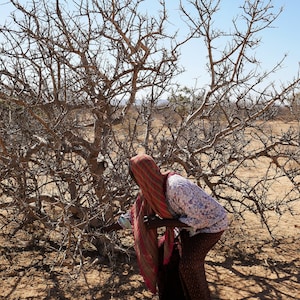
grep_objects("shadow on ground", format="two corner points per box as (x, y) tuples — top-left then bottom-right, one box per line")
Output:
(1, 221), (299, 299)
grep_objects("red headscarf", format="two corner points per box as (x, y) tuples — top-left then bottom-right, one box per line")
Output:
(129, 154), (175, 294)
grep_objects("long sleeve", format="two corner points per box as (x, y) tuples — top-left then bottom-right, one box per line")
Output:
(166, 174), (228, 233)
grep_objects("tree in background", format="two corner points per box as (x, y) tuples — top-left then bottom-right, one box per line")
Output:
(0, 0), (182, 257)
(0, 0), (299, 267)
(169, 0), (300, 237)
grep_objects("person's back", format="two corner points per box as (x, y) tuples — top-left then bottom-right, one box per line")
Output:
(165, 173), (228, 299)
(166, 174), (228, 234)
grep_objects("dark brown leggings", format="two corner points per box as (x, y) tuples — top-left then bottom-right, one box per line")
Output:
(179, 230), (224, 300)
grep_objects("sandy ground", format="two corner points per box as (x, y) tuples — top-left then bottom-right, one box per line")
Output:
(0, 207), (299, 300)
(1, 121), (299, 299)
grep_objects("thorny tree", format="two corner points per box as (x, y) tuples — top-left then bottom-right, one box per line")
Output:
(0, 0), (299, 268)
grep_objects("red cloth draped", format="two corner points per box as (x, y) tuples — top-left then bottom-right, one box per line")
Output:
(130, 154), (175, 294)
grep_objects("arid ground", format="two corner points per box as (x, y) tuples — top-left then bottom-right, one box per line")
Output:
(1, 121), (299, 300)
(1, 209), (299, 300)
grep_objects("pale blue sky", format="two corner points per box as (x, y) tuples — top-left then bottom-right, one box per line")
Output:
(165, 0), (300, 89)
(1, 0), (299, 90)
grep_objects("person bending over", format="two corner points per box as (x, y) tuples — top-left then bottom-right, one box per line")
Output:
(102, 154), (228, 300)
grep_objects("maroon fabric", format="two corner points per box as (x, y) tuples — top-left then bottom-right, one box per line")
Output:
(179, 230), (224, 300)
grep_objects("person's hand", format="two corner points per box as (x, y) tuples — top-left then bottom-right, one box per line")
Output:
(144, 215), (162, 229)
(144, 215), (189, 229)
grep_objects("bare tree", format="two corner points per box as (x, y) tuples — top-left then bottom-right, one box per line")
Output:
(0, 0), (299, 272)
(166, 0), (300, 236)
(0, 0), (181, 260)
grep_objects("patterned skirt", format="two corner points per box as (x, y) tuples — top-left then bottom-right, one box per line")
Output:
(157, 230), (224, 300)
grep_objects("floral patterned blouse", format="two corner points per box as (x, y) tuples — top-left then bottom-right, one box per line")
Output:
(118, 174), (228, 235)
(166, 174), (228, 234)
